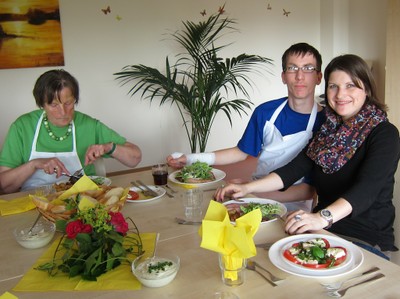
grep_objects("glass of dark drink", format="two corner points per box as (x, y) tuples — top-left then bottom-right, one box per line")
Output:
(152, 163), (168, 185)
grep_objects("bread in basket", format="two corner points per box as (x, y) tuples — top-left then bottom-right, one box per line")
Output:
(31, 185), (128, 222)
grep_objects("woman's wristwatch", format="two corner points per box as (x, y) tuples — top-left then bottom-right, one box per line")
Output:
(319, 209), (333, 229)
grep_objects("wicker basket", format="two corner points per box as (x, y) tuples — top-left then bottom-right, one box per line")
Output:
(32, 185), (127, 222)
(38, 207), (75, 222)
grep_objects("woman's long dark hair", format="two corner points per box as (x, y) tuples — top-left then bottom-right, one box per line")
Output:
(324, 54), (387, 112)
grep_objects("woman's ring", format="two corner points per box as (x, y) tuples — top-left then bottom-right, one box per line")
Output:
(221, 185), (225, 188)
(294, 214), (302, 221)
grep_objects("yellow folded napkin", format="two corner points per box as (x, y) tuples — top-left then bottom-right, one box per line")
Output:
(0, 197), (36, 216)
(0, 292), (18, 299)
(13, 232), (156, 292)
(199, 200), (261, 280)
(54, 175), (100, 203)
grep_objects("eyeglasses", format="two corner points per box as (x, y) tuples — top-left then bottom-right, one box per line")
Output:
(284, 65), (319, 73)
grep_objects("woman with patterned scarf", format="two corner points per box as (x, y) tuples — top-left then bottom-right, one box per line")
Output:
(215, 54), (400, 259)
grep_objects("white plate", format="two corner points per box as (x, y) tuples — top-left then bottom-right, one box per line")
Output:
(168, 168), (226, 186)
(223, 198), (287, 224)
(268, 234), (363, 278)
(127, 185), (166, 203)
(88, 176), (111, 186)
(55, 176), (111, 187)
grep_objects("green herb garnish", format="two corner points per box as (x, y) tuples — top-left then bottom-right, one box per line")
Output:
(148, 261), (173, 273)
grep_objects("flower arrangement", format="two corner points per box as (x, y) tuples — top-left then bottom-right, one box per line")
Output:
(37, 197), (143, 281)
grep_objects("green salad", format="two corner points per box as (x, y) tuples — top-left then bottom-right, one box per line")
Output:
(240, 203), (281, 221)
(91, 177), (105, 185)
(176, 161), (214, 183)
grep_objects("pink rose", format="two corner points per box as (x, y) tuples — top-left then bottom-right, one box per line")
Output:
(109, 212), (129, 235)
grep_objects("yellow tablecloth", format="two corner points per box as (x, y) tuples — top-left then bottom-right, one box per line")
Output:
(13, 232), (156, 292)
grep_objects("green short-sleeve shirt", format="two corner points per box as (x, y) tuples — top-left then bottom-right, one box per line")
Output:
(0, 110), (126, 175)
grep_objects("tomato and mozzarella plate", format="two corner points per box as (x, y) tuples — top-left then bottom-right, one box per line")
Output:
(283, 238), (347, 269)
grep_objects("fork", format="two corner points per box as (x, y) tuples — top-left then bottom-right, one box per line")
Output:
(165, 185), (178, 193)
(246, 260), (277, 287)
(54, 168), (82, 180)
(321, 266), (380, 290)
(73, 167), (84, 176)
(130, 181), (155, 197)
(327, 273), (385, 297)
(248, 260), (283, 283)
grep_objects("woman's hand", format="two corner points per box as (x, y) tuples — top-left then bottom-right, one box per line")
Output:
(284, 210), (327, 235)
(213, 183), (249, 202)
(85, 143), (111, 165)
(166, 154), (187, 169)
(34, 158), (69, 178)
(85, 142), (142, 168)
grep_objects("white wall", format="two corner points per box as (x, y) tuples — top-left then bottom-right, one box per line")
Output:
(0, 0), (321, 172)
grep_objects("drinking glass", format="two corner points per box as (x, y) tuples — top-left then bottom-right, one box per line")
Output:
(152, 164), (168, 185)
(180, 189), (203, 221)
(218, 254), (246, 287)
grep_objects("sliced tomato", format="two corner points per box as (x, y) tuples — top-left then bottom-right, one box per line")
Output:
(302, 261), (332, 268)
(321, 238), (331, 248)
(283, 241), (346, 269)
(328, 246), (347, 266)
(128, 190), (140, 200)
(283, 249), (300, 264)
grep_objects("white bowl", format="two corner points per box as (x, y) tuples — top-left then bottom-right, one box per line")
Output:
(132, 255), (180, 288)
(223, 198), (287, 224)
(223, 198), (287, 244)
(13, 218), (56, 249)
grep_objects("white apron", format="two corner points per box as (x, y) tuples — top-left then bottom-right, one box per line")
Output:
(253, 100), (318, 211)
(21, 112), (83, 191)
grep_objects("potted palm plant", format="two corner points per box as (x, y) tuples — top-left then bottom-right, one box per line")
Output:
(114, 13), (273, 153)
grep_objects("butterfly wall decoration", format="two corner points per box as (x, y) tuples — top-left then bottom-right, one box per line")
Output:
(267, 3), (272, 10)
(218, 4), (225, 15)
(200, 9), (206, 16)
(102, 6), (111, 15)
(283, 9), (291, 17)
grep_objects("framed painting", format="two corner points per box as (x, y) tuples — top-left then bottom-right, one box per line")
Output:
(0, 0), (64, 69)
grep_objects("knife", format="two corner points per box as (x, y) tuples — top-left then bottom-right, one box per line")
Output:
(175, 217), (202, 225)
(136, 180), (159, 197)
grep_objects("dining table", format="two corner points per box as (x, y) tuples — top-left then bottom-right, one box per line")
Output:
(1, 168), (400, 299)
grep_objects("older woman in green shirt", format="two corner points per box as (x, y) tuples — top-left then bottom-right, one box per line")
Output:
(0, 69), (141, 193)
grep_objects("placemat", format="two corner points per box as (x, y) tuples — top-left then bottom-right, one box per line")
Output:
(13, 232), (156, 292)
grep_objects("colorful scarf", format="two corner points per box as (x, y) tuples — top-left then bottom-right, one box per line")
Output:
(306, 103), (387, 174)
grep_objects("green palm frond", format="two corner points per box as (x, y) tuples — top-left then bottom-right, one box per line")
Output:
(114, 13), (273, 153)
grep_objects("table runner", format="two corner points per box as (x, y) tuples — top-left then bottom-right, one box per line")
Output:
(13, 232), (156, 292)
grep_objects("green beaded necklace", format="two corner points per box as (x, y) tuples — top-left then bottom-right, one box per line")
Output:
(43, 115), (72, 141)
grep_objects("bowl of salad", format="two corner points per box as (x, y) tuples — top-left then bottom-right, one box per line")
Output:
(223, 198), (287, 244)
(223, 198), (287, 224)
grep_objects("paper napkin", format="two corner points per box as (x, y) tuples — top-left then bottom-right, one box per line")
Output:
(199, 200), (261, 280)
(53, 175), (100, 203)
(0, 196), (36, 216)
(13, 232), (157, 292)
(0, 292), (18, 299)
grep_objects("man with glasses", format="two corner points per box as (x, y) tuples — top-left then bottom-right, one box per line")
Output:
(167, 43), (325, 211)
